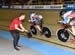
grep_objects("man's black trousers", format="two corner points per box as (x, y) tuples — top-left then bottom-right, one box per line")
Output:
(10, 30), (20, 48)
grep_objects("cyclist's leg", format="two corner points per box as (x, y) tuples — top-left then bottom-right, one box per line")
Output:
(35, 25), (42, 32)
(70, 21), (75, 43)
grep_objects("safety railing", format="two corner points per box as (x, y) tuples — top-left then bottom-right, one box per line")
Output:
(1, 1), (75, 5)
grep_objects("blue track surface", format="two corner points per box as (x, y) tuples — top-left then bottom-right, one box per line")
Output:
(0, 30), (75, 55)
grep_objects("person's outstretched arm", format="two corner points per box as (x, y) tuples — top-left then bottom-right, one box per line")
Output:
(20, 24), (29, 33)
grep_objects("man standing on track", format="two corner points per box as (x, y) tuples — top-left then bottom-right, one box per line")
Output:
(9, 13), (29, 51)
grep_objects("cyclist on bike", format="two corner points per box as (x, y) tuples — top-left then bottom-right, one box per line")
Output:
(59, 10), (75, 43)
(29, 12), (43, 34)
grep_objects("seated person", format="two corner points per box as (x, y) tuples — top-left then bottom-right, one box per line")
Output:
(59, 10), (75, 43)
(29, 12), (43, 33)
